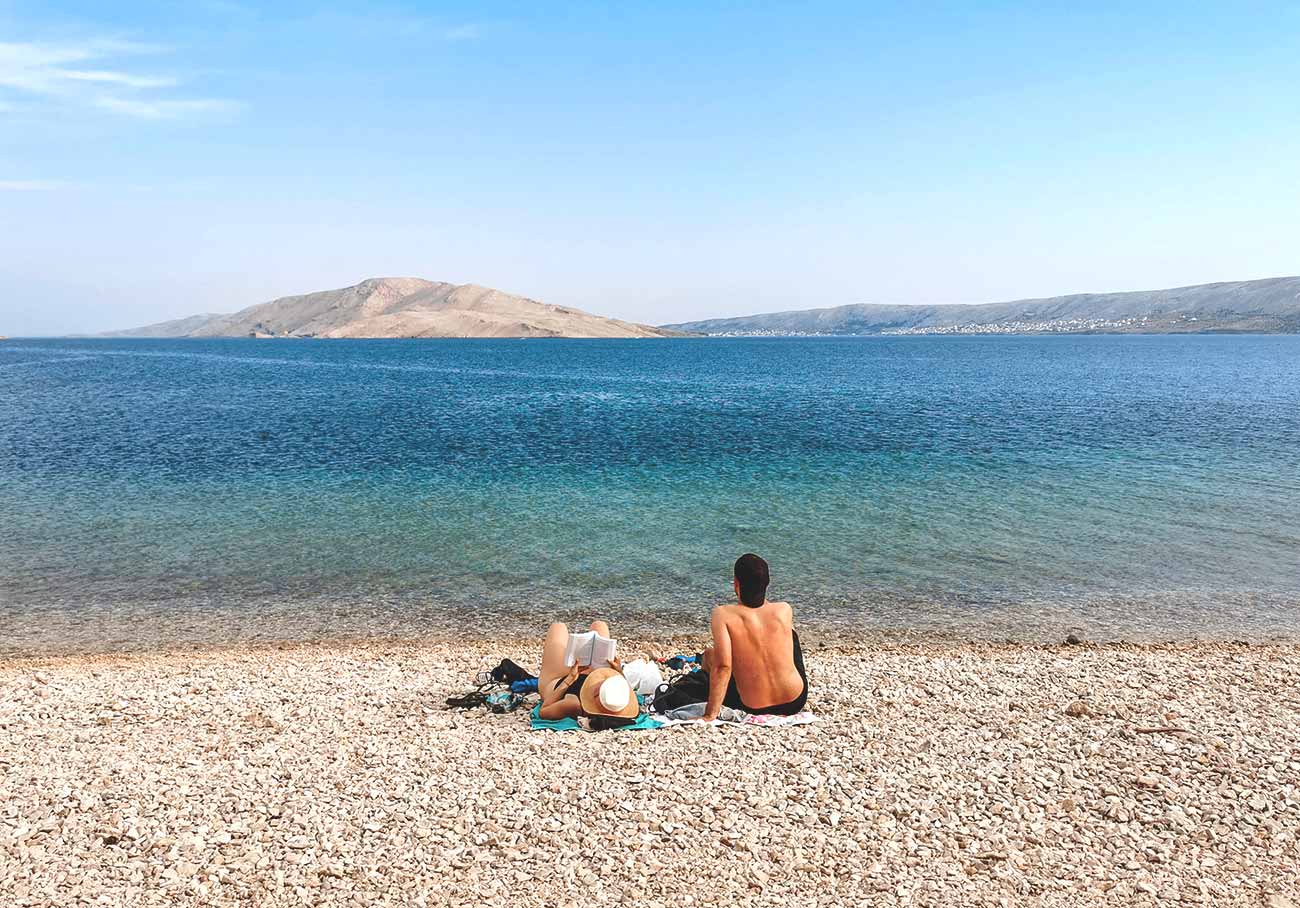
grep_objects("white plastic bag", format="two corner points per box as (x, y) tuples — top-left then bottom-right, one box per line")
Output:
(620, 659), (663, 697)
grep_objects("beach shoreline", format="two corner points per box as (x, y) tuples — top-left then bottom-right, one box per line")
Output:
(5, 616), (1300, 661)
(3, 638), (1298, 906)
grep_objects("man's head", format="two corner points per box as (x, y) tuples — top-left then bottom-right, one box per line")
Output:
(733, 553), (770, 607)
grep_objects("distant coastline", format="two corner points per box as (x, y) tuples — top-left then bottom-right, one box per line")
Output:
(688, 322), (1288, 337)
(665, 275), (1300, 337)
(84, 273), (1300, 340)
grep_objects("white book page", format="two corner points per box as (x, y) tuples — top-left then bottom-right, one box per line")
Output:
(564, 631), (594, 666)
(564, 632), (616, 667)
(590, 635), (617, 667)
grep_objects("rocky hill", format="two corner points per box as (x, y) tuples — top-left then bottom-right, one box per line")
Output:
(105, 278), (677, 339)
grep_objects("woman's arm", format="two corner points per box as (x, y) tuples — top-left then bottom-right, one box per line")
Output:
(538, 695), (583, 720)
(540, 663), (581, 707)
(538, 664), (583, 721)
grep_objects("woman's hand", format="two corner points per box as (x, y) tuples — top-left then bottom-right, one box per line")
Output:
(606, 656), (623, 673)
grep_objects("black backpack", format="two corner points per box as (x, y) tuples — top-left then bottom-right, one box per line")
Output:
(476, 659), (535, 687)
(649, 669), (711, 713)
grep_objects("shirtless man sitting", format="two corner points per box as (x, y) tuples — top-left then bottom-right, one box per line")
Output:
(700, 553), (808, 721)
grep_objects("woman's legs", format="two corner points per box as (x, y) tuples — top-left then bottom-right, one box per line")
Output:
(538, 622), (571, 696)
(538, 621), (614, 720)
(539, 619), (613, 699)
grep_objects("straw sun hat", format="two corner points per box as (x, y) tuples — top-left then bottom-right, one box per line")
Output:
(578, 667), (640, 719)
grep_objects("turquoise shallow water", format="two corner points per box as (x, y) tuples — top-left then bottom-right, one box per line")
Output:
(2, 335), (1298, 652)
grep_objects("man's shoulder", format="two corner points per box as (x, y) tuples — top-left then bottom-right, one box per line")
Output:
(711, 602), (753, 625)
(714, 601), (793, 620)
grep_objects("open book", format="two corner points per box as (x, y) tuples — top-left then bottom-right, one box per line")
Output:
(564, 631), (617, 667)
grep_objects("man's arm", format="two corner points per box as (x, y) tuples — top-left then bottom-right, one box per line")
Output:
(702, 608), (732, 722)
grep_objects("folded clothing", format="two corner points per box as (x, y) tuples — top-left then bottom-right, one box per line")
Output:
(656, 702), (747, 723)
(651, 703), (818, 728)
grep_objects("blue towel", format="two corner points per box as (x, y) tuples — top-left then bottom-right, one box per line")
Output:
(530, 700), (662, 732)
(529, 703), (580, 731)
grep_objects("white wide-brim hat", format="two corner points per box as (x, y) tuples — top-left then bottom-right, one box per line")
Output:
(578, 667), (640, 719)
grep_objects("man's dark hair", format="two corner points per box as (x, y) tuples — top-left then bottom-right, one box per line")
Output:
(734, 553), (770, 607)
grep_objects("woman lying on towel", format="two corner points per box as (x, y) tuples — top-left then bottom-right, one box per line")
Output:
(537, 621), (641, 728)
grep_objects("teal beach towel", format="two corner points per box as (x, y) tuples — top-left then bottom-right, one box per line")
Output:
(529, 701), (661, 732)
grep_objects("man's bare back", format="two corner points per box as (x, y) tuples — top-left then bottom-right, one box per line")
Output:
(710, 601), (803, 706)
(701, 554), (808, 720)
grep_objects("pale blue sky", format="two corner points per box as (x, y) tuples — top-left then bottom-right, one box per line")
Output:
(2, 1), (1298, 335)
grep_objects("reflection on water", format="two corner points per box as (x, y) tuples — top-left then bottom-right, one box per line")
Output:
(2, 335), (1298, 653)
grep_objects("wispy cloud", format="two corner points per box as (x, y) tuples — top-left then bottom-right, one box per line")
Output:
(60, 69), (178, 89)
(0, 179), (69, 191)
(290, 8), (487, 43)
(441, 24), (482, 41)
(0, 39), (235, 119)
(94, 96), (238, 119)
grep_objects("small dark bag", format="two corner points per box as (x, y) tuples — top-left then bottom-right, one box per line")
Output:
(649, 669), (712, 713)
(476, 659), (535, 687)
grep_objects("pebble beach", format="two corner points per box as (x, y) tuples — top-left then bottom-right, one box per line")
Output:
(3, 637), (1298, 907)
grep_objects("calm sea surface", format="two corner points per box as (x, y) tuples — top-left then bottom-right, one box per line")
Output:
(2, 335), (1298, 653)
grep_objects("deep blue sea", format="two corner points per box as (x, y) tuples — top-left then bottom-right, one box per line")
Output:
(2, 335), (1298, 653)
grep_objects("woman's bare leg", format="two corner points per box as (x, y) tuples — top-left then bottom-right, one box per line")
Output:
(589, 619), (610, 638)
(537, 623), (586, 720)
(538, 622), (571, 699)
